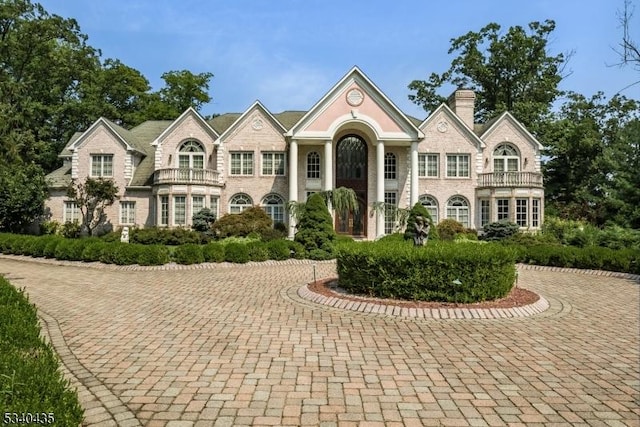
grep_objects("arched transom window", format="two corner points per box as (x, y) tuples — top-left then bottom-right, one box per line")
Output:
(262, 193), (285, 225)
(178, 140), (205, 169)
(446, 196), (470, 227)
(419, 194), (439, 223)
(493, 143), (519, 172)
(229, 193), (253, 214)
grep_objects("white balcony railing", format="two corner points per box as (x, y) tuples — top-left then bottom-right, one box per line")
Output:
(478, 172), (543, 188)
(153, 168), (221, 185)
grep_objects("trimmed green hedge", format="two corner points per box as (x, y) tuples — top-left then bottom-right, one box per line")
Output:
(0, 277), (84, 424)
(336, 241), (517, 302)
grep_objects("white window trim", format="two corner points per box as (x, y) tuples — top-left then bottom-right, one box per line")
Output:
(446, 154), (471, 178)
(418, 153), (439, 178)
(63, 201), (80, 223)
(90, 154), (114, 178)
(119, 201), (136, 226)
(261, 152), (287, 176)
(173, 195), (187, 226)
(229, 152), (254, 176)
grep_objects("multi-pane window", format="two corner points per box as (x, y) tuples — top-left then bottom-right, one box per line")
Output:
(480, 199), (490, 227)
(418, 154), (438, 177)
(230, 152), (254, 175)
(446, 196), (469, 227)
(178, 140), (205, 169)
(516, 199), (528, 227)
(120, 201), (135, 225)
(210, 196), (219, 220)
(384, 192), (397, 234)
(418, 195), (438, 223)
(532, 198), (540, 228)
(262, 194), (285, 225)
(497, 198), (510, 221)
(174, 196), (186, 226)
(160, 196), (169, 226)
(91, 154), (113, 177)
(493, 143), (519, 172)
(384, 153), (397, 180)
(307, 152), (320, 179)
(192, 196), (205, 216)
(262, 152), (286, 175)
(446, 154), (470, 177)
(64, 201), (80, 223)
(229, 193), (252, 214)
(306, 191), (316, 200)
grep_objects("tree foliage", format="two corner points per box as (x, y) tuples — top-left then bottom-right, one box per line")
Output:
(66, 177), (119, 236)
(294, 193), (336, 257)
(543, 92), (640, 227)
(408, 20), (568, 134)
(0, 162), (48, 233)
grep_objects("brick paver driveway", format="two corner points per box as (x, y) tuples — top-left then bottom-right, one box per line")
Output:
(0, 257), (638, 427)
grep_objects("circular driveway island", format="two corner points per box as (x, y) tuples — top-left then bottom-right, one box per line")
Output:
(0, 256), (638, 426)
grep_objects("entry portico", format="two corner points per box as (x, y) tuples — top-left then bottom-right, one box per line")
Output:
(285, 67), (424, 238)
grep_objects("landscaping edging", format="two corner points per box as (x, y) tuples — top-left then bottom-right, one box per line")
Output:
(298, 281), (550, 319)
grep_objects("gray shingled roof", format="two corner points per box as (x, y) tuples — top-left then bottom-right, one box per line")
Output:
(46, 164), (72, 188)
(59, 132), (82, 158)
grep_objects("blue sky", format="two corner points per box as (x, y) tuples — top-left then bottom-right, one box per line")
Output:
(40, 0), (639, 119)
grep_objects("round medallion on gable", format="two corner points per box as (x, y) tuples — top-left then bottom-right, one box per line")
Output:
(251, 117), (264, 131)
(346, 88), (364, 106)
(437, 120), (449, 133)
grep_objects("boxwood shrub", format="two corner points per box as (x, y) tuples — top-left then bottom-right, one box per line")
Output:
(336, 241), (517, 303)
(0, 277), (84, 424)
(137, 245), (170, 266)
(203, 242), (225, 263)
(174, 244), (205, 265)
(224, 242), (249, 263)
(266, 239), (290, 261)
(248, 241), (269, 262)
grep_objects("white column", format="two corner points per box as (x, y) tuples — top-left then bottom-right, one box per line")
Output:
(288, 139), (298, 239)
(410, 141), (419, 207)
(376, 140), (385, 238)
(324, 140), (332, 192)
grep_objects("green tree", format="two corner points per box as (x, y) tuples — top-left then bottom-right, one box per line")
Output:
(0, 162), (48, 233)
(408, 20), (568, 135)
(0, 0), (100, 170)
(66, 177), (119, 236)
(543, 92), (640, 226)
(294, 193), (336, 258)
(142, 70), (214, 119)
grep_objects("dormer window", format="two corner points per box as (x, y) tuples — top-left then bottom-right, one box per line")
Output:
(178, 140), (205, 169)
(493, 143), (519, 172)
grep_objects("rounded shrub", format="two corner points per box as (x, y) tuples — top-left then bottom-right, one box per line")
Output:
(481, 220), (520, 241)
(81, 241), (107, 262)
(203, 242), (225, 263)
(336, 241), (516, 303)
(286, 240), (306, 259)
(43, 238), (63, 258)
(224, 242), (249, 263)
(404, 203), (439, 242)
(53, 239), (87, 261)
(174, 244), (205, 265)
(137, 245), (169, 266)
(30, 235), (60, 258)
(248, 242), (269, 262)
(266, 239), (290, 261)
(213, 207), (273, 238)
(436, 219), (465, 241)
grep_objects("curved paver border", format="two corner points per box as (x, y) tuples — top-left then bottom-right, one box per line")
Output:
(297, 282), (551, 319)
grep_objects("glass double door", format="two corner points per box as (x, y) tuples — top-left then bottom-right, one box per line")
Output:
(335, 135), (367, 236)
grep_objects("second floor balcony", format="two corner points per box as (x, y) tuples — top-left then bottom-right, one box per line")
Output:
(478, 171), (543, 188)
(153, 168), (221, 186)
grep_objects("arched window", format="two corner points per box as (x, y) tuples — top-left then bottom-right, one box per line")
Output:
(446, 196), (470, 227)
(229, 193), (253, 214)
(261, 193), (285, 225)
(419, 195), (439, 223)
(178, 140), (205, 169)
(307, 152), (320, 179)
(384, 152), (397, 179)
(493, 143), (519, 172)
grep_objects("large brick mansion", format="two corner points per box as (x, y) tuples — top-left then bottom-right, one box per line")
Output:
(46, 67), (544, 239)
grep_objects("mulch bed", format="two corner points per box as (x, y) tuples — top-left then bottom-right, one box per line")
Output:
(308, 278), (540, 309)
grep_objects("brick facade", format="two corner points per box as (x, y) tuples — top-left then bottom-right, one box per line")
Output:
(46, 67), (544, 238)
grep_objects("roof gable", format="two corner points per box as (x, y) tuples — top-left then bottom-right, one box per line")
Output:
(419, 103), (486, 149)
(217, 101), (287, 142)
(69, 118), (143, 154)
(286, 66), (423, 141)
(151, 107), (219, 146)
(480, 112), (543, 150)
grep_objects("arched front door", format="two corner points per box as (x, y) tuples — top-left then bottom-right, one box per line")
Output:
(335, 135), (367, 236)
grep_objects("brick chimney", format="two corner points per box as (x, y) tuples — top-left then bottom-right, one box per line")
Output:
(447, 89), (476, 129)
